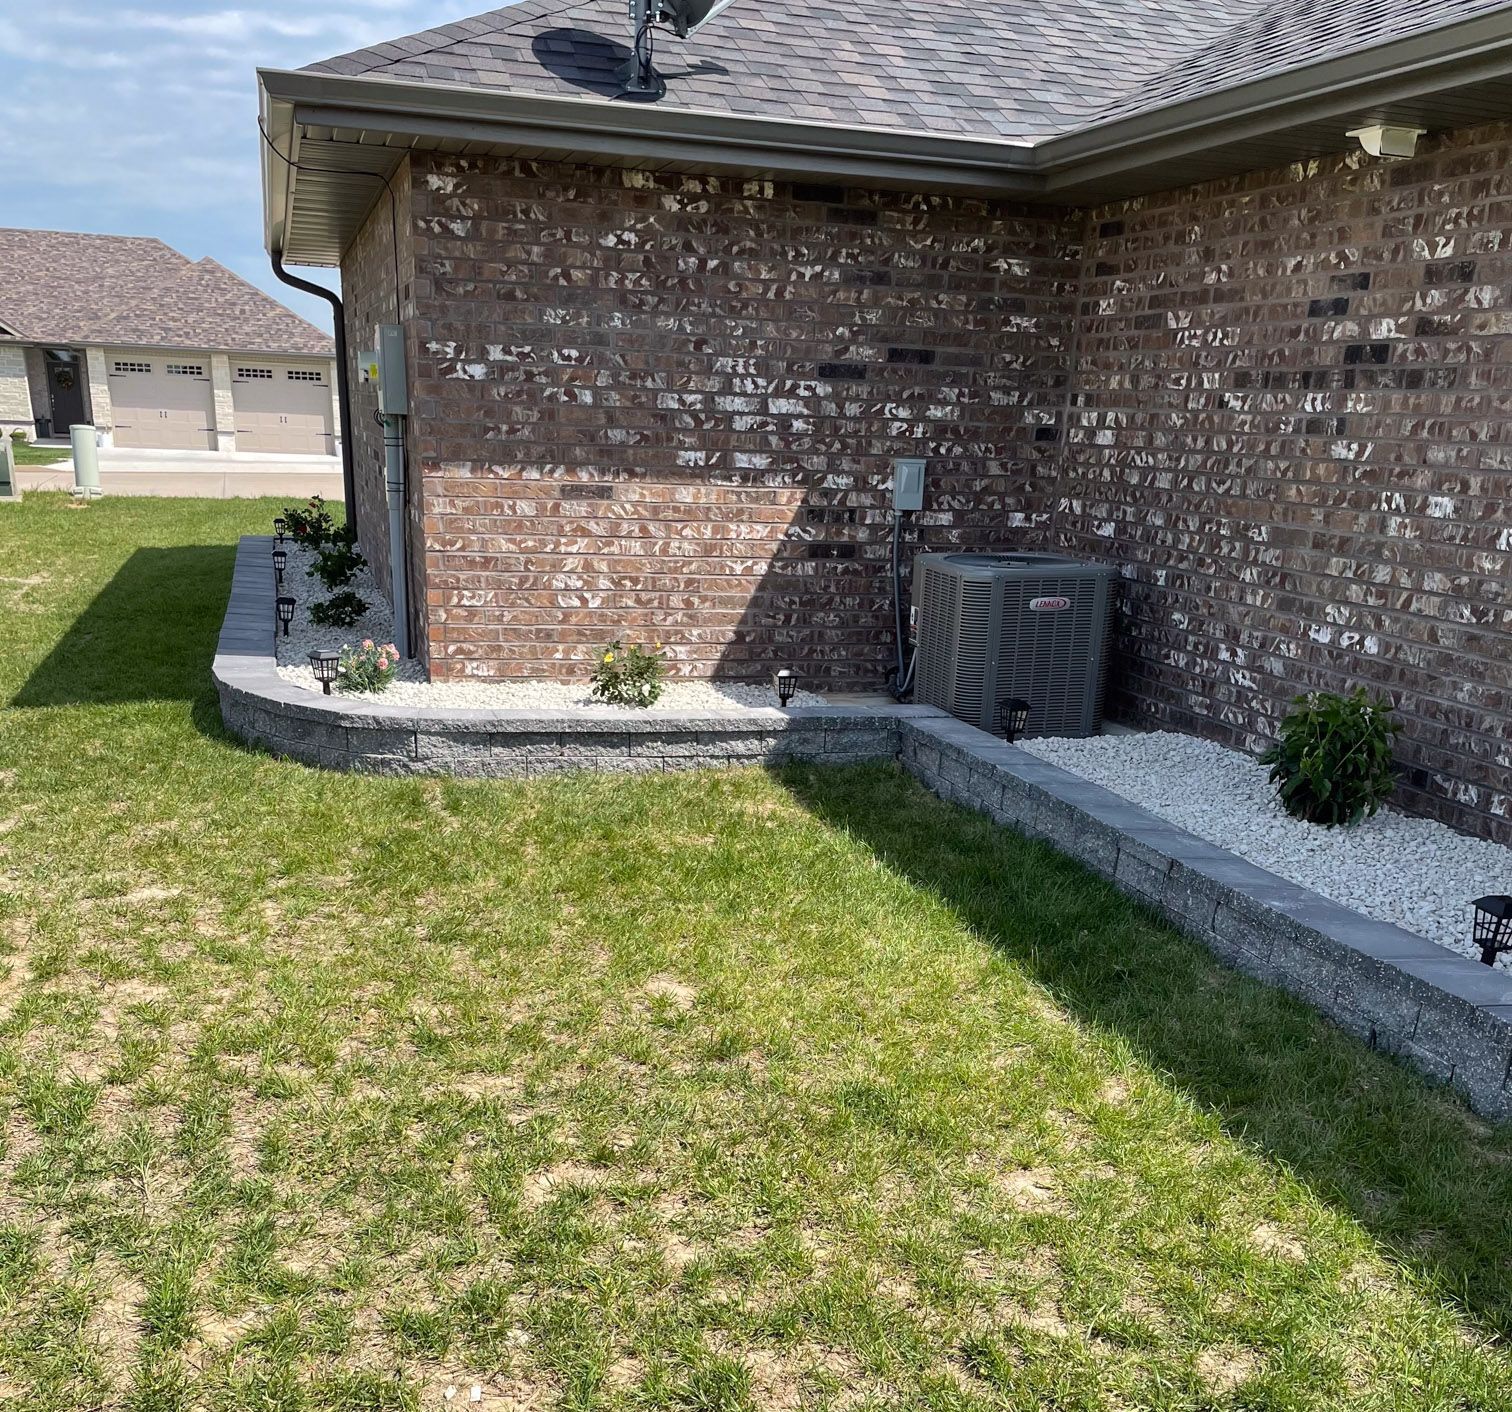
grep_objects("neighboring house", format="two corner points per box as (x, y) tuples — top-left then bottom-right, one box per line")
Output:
(260, 0), (1512, 839)
(0, 229), (337, 454)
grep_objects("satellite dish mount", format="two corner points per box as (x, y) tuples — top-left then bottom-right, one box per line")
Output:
(619, 0), (738, 97)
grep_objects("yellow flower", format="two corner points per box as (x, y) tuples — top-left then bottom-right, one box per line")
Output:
(603, 651), (614, 663)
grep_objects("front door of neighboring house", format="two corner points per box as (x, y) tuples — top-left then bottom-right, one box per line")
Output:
(45, 351), (86, 433)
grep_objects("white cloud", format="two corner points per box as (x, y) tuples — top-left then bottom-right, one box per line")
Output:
(1, 0), (453, 329)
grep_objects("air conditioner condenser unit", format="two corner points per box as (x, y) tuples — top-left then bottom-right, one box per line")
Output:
(912, 552), (1118, 737)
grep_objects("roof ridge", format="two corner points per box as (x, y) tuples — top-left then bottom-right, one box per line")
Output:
(1062, 0), (1262, 116)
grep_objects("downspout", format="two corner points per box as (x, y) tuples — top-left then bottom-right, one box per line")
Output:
(269, 249), (356, 536)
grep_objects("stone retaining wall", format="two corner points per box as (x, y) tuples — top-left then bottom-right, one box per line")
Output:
(214, 536), (932, 777)
(900, 714), (1512, 1120)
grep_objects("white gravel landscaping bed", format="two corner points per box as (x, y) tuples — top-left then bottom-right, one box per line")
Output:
(1017, 730), (1512, 969)
(270, 543), (826, 713)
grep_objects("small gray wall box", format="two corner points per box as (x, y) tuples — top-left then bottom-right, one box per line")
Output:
(912, 552), (1118, 738)
(0, 436), (17, 501)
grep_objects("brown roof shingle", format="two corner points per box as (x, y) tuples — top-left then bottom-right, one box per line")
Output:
(303, 0), (1508, 145)
(305, 0), (1257, 143)
(0, 228), (333, 358)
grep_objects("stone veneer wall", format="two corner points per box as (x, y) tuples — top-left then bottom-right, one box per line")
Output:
(0, 346), (31, 438)
(344, 153), (1080, 684)
(1054, 122), (1512, 840)
(23, 348), (49, 424)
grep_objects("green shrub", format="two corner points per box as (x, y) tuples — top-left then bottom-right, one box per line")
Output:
(309, 538), (366, 591)
(337, 639), (399, 694)
(282, 495), (335, 549)
(8, 429), (27, 445)
(309, 591), (368, 628)
(589, 640), (666, 708)
(1260, 689), (1400, 827)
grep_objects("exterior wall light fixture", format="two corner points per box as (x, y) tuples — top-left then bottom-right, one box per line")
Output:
(1347, 124), (1425, 160)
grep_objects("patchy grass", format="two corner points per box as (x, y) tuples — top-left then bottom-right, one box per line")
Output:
(2, 492), (1512, 1411)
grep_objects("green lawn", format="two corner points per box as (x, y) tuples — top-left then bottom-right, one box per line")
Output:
(3, 492), (1512, 1411)
(10, 443), (71, 466)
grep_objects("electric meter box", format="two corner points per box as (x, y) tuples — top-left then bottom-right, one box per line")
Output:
(358, 323), (408, 416)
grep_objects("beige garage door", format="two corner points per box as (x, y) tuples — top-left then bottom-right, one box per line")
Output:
(232, 363), (333, 454)
(108, 356), (215, 450)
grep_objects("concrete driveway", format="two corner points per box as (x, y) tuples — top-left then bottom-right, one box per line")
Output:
(16, 446), (345, 499)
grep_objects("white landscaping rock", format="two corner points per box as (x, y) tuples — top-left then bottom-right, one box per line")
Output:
(1018, 729), (1512, 970)
(271, 543), (825, 713)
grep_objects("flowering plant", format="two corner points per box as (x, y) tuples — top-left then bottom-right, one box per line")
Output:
(589, 640), (666, 708)
(282, 495), (336, 549)
(337, 639), (400, 694)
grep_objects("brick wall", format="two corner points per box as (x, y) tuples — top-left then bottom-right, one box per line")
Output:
(335, 124), (1512, 840)
(1053, 123), (1512, 839)
(342, 162), (427, 661)
(387, 152), (1079, 682)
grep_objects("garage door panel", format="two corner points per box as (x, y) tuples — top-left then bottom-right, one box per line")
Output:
(108, 356), (215, 450)
(232, 363), (333, 454)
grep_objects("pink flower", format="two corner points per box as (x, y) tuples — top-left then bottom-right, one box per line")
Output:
(362, 639), (374, 650)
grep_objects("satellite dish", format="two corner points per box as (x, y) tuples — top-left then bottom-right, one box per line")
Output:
(656, 0), (739, 38)
(620, 0), (736, 95)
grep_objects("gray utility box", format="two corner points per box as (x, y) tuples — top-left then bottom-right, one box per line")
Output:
(912, 552), (1118, 738)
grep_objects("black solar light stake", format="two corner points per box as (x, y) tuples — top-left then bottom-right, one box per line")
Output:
(998, 696), (1030, 742)
(309, 648), (340, 695)
(773, 668), (797, 707)
(273, 516), (287, 544)
(272, 546), (287, 586)
(276, 595), (296, 637)
(1471, 895), (1512, 967)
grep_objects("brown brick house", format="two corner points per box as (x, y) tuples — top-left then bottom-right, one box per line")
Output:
(259, 0), (1512, 839)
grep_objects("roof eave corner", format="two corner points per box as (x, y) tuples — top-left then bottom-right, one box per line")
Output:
(258, 69), (299, 261)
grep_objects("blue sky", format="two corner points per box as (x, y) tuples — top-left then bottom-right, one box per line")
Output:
(0, 2), (461, 332)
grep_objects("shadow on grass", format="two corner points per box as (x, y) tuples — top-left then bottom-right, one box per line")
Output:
(11, 544), (234, 722)
(781, 759), (1512, 1339)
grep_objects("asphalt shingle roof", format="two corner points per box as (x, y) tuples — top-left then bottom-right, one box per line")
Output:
(0, 228), (333, 358)
(304, 0), (1498, 144)
(1092, 0), (1512, 125)
(306, 0), (1254, 142)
